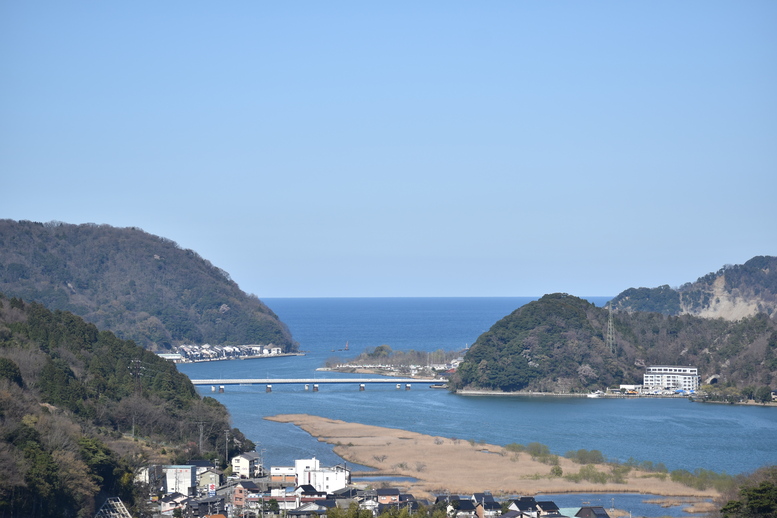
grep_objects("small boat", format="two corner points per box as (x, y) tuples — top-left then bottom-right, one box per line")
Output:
(586, 393), (601, 398)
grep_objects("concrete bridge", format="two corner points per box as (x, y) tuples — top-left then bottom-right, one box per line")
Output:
(190, 378), (422, 385)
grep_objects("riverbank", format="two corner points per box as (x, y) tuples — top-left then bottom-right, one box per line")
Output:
(265, 414), (720, 500)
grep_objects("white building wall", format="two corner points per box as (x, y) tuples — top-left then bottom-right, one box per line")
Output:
(308, 468), (349, 492)
(164, 466), (196, 495)
(643, 366), (700, 390)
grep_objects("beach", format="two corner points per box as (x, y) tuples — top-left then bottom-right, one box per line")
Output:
(265, 414), (720, 500)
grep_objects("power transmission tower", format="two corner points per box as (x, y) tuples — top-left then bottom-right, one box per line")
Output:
(129, 359), (144, 396)
(128, 359), (145, 439)
(607, 302), (616, 355)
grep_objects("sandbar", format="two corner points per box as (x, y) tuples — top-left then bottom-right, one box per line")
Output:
(265, 414), (719, 500)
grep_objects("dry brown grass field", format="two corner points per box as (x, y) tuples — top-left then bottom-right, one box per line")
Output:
(266, 414), (720, 500)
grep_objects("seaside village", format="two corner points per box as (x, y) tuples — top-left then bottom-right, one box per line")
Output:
(131, 454), (613, 518)
(106, 365), (741, 518)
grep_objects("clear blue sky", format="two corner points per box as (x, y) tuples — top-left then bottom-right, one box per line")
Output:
(2, 1), (775, 297)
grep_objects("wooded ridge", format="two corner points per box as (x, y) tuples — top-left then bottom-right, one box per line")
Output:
(0, 219), (296, 351)
(452, 292), (777, 393)
(0, 293), (254, 517)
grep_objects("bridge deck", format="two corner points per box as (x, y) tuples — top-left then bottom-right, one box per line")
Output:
(190, 378), (426, 385)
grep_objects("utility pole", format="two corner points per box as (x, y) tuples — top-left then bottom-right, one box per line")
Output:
(224, 429), (230, 468)
(196, 421), (205, 453)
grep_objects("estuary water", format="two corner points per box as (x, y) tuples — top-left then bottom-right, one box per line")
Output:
(177, 297), (777, 487)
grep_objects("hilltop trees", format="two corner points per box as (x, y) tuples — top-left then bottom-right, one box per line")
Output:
(451, 293), (777, 393)
(0, 219), (296, 351)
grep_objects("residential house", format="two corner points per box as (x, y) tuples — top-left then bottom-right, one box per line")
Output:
(186, 494), (227, 517)
(332, 488), (359, 500)
(159, 492), (188, 515)
(377, 488), (401, 505)
(233, 480), (261, 508)
(455, 499), (479, 518)
(296, 484), (328, 502)
(471, 493), (501, 518)
(286, 500), (332, 518)
(576, 507), (611, 518)
(509, 497), (538, 518)
(232, 451), (262, 478)
(188, 459), (216, 478)
(197, 468), (223, 495)
(536, 501), (563, 518)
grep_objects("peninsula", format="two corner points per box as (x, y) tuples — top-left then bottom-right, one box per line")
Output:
(265, 414), (720, 500)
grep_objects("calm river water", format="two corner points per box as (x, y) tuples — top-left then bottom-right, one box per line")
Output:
(176, 297), (777, 516)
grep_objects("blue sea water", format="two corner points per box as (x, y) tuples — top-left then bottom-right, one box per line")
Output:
(177, 297), (777, 515)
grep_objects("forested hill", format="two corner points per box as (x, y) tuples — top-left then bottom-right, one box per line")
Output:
(0, 294), (254, 517)
(0, 219), (296, 351)
(452, 293), (777, 393)
(611, 256), (777, 320)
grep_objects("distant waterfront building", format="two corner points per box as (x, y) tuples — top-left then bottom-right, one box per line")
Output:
(643, 366), (700, 391)
(157, 353), (183, 362)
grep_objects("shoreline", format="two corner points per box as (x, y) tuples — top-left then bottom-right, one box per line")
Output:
(175, 352), (305, 363)
(265, 413), (720, 500)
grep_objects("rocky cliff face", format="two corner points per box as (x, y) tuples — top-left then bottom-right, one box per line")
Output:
(611, 256), (777, 321)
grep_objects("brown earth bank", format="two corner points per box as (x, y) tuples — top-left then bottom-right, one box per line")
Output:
(265, 414), (720, 501)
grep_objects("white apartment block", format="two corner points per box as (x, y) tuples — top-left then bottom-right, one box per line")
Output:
(643, 365), (700, 391)
(232, 452), (262, 478)
(268, 458), (350, 493)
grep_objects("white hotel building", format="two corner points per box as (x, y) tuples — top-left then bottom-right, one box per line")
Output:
(643, 365), (700, 391)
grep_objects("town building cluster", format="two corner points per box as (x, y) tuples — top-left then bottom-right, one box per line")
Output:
(159, 344), (285, 363)
(131, 365), (715, 516)
(138, 455), (613, 518)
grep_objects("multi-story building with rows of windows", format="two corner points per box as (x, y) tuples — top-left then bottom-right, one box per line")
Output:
(643, 365), (700, 391)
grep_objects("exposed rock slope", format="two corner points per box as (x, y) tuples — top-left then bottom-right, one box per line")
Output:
(611, 256), (777, 320)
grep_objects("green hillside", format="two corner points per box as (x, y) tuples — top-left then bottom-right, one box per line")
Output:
(0, 294), (254, 517)
(452, 293), (777, 393)
(0, 219), (296, 351)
